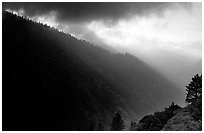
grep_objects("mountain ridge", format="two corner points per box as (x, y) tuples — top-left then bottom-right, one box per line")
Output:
(3, 11), (184, 130)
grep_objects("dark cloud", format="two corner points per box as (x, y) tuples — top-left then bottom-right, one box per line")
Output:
(3, 2), (192, 24)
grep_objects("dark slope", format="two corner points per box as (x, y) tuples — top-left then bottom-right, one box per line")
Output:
(3, 11), (183, 131)
(3, 11), (121, 131)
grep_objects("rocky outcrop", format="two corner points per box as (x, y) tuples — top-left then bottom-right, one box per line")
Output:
(162, 107), (202, 131)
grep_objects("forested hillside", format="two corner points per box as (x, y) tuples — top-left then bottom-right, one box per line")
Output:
(3, 11), (184, 130)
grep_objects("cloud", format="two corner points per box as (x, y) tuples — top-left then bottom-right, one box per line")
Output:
(86, 3), (201, 60)
(3, 2), (192, 24)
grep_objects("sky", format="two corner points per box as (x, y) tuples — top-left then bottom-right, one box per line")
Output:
(3, 2), (202, 87)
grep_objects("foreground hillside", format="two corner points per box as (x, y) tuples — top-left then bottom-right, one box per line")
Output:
(130, 74), (202, 131)
(3, 11), (184, 130)
(162, 106), (202, 131)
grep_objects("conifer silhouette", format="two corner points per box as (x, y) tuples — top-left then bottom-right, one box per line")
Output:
(111, 112), (125, 131)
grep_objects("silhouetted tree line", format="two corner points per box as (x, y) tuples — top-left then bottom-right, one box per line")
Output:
(129, 102), (181, 131)
(130, 74), (202, 131)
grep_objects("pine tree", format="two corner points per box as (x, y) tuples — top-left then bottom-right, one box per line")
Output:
(111, 112), (125, 131)
(186, 74), (202, 104)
